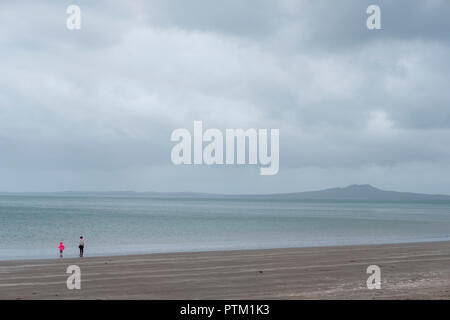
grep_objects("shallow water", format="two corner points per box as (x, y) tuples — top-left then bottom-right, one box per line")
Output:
(1, 195), (450, 260)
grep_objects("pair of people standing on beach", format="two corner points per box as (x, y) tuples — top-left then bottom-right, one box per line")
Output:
(58, 236), (85, 258)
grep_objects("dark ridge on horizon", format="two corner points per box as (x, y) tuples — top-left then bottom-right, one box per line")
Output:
(255, 184), (450, 201)
(1, 184), (450, 201)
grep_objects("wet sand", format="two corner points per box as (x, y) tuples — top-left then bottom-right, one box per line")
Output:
(1, 241), (450, 299)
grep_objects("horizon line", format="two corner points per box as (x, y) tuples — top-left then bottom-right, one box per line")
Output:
(1, 184), (450, 197)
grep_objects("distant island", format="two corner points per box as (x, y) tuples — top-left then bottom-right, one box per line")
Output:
(256, 184), (450, 201)
(2, 184), (450, 201)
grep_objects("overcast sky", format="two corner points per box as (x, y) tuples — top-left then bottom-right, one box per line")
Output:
(1, 0), (450, 194)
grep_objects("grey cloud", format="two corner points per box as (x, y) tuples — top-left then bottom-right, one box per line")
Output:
(0, 1), (450, 193)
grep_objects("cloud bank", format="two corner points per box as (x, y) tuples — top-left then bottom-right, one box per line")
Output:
(0, 0), (449, 193)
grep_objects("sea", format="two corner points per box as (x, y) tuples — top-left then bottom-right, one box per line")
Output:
(1, 195), (450, 260)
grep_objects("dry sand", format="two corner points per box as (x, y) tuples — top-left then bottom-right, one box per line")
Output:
(1, 241), (450, 299)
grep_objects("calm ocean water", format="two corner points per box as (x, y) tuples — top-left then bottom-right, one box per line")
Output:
(1, 195), (450, 260)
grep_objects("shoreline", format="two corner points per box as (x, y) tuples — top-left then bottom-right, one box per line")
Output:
(1, 240), (450, 299)
(2, 237), (450, 263)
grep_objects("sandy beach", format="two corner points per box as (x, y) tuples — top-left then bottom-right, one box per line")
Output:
(1, 241), (450, 300)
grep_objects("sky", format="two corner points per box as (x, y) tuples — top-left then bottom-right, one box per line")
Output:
(0, 0), (450, 194)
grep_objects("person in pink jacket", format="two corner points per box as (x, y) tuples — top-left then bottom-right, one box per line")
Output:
(58, 242), (65, 258)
